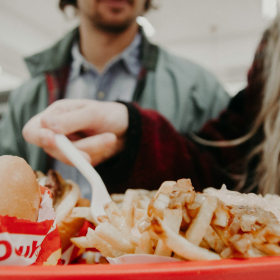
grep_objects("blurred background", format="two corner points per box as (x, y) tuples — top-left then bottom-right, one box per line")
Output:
(0, 0), (276, 116)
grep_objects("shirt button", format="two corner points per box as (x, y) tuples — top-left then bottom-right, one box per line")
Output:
(97, 91), (106, 100)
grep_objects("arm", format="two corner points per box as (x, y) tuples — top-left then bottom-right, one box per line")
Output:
(0, 76), (50, 172)
(0, 90), (28, 159)
(98, 89), (254, 194)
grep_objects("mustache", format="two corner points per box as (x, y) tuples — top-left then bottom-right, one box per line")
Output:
(98, 0), (134, 4)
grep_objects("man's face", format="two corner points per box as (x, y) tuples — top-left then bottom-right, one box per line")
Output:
(77, 0), (146, 33)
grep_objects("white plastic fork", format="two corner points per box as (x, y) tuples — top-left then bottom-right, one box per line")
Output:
(55, 134), (112, 225)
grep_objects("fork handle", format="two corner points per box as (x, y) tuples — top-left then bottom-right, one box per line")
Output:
(55, 134), (112, 202)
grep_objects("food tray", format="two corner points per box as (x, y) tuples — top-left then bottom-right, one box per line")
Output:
(1, 256), (280, 280)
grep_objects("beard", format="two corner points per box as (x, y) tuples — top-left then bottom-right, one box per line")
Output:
(91, 11), (136, 33)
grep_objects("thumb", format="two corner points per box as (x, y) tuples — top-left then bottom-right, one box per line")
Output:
(80, 150), (92, 164)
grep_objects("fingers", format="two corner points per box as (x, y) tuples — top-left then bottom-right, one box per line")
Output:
(40, 100), (103, 135)
(43, 146), (92, 166)
(23, 124), (56, 148)
(44, 133), (119, 167)
(24, 127), (120, 167)
(41, 101), (129, 137)
(23, 122), (73, 165)
(43, 99), (88, 115)
(41, 107), (96, 135)
(73, 133), (119, 166)
(23, 99), (92, 145)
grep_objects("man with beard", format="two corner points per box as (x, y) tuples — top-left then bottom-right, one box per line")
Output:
(0, 0), (229, 199)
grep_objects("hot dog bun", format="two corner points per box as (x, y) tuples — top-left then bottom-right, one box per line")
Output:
(41, 170), (90, 251)
(0, 155), (41, 221)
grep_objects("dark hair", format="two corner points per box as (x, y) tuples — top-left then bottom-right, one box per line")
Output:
(59, 0), (154, 12)
(59, 0), (77, 10)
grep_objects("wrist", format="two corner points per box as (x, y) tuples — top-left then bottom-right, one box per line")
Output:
(96, 101), (142, 193)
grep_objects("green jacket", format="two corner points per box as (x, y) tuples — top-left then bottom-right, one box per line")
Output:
(0, 28), (230, 172)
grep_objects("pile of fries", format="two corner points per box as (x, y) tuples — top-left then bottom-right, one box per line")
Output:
(71, 179), (280, 261)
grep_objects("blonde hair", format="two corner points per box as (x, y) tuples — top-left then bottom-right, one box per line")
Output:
(192, 14), (280, 195)
(254, 14), (280, 195)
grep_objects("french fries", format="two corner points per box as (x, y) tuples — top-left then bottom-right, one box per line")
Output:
(71, 236), (91, 249)
(151, 215), (221, 261)
(154, 208), (182, 257)
(95, 222), (138, 253)
(185, 196), (217, 245)
(71, 179), (280, 262)
(86, 228), (124, 258)
(135, 231), (154, 254)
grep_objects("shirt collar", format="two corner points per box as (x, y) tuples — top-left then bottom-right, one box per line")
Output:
(118, 32), (141, 76)
(69, 32), (142, 80)
(69, 42), (91, 80)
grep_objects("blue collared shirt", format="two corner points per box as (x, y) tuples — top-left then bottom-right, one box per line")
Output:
(53, 33), (142, 200)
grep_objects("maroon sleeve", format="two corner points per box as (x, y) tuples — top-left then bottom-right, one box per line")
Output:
(97, 102), (232, 194)
(97, 89), (257, 194)
(125, 104), (226, 192)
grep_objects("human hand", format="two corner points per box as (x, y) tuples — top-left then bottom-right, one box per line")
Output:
(22, 99), (129, 166)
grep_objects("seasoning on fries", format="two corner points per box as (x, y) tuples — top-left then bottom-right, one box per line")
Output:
(71, 179), (280, 261)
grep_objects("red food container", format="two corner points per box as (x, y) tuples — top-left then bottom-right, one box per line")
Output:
(0, 186), (61, 266)
(0, 256), (280, 279)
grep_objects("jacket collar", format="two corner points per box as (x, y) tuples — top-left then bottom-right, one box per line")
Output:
(24, 26), (158, 77)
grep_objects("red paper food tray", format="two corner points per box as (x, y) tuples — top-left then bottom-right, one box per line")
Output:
(1, 256), (280, 280)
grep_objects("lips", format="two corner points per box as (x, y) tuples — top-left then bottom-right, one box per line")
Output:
(100, 0), (133, 9)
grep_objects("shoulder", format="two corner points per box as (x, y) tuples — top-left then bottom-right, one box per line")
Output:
(157, 47), (222, 87)
(8, 74), (48, 120)
(11, 75), (46, 103)
(13, 74), (46, 92)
